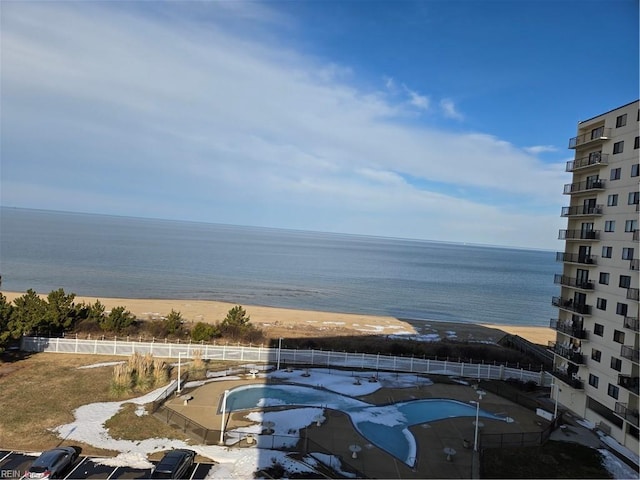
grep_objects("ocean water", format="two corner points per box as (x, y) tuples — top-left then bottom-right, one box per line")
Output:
(0, 207), (558, 326)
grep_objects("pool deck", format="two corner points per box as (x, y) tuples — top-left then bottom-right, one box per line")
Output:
(164, 371), (549, 479)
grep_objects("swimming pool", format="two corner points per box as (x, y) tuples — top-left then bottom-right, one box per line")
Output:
(223, 384), (505, 466)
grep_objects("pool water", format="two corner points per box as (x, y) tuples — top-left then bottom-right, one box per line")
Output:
(223, 384), (504, 466)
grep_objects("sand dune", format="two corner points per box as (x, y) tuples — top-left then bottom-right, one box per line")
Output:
(1, 291), (555, 345)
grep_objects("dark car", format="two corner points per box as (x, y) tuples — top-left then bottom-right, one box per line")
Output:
(22, 447), (78, 479)
(150, 449), (196, 479)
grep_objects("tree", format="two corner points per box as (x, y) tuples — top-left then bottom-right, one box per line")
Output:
(45, 288), (79, 334)
(219, 305), (261, 341)
(0, 293), (14, 350)
(100, 306), (136, 333)
(86, 300), (106, 322)
(165, 309), (183, 335)
(9, 289), (48, 336)
(221, 305), (250, 328)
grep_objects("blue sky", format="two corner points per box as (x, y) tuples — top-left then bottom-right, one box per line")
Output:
(1, 0), (638, 249)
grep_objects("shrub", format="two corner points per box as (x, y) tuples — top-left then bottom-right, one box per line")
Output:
(190, 322), (218, 342)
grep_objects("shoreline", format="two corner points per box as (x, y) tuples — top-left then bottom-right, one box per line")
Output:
(1, 291), (555, 345)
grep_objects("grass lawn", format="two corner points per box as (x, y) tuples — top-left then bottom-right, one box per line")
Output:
(481, 440), (612, 479)
(0, 351), (209, 455)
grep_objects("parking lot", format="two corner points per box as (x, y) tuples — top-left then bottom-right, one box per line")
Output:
(0, 451), (216, 479)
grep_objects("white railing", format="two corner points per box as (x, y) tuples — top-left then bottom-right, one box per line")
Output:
(20, 336), (553, 386)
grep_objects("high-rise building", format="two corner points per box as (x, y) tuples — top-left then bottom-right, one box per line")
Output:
(551, 100), (639, 452)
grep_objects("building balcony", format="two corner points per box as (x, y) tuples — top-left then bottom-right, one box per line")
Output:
(618, 375), (640, 395)
(631, 259), (639, 271)
(551, 370), (584, 389)
(556, 252), (597, 265)
(621, 345), (640, 364)
(561, 205), (603, 217)
(549, 341), (585, 364)
(614, 402), (639, 427)
(569, 127), (611, 149)
(566, 153), (609, 172)
(627, 288), (639, 301)
(554, 274), (595, 291)
(623, 316), (639, 332)
(552, 296), (592, 315)
(558, 229), (600, 241)
(563, 179), (605, 195)
(550, 319), (589, 340)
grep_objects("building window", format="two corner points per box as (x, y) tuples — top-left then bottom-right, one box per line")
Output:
(607, 194), (618, 206)
(622, 247), (635, 260)
(599, 273), (610, 285)
(619, 275), (631, 288)
(610, 357), (622, 372)
(635, 136), (639, 149)
(596, 297), (607, 310)
(629, 192), (640, 205)
(624, 220), (637, 233)
(602, 246), (613, 258)
(610, 168), (621, 180)
(591, 126), (605, 139)
(591, 349), (602, 362)
(613, 330), (625, 344)
(613, 141), (624, 154)
(589, 374), (599, 388)
(632, 164), (639, 177)
(608, 384), (619, 399)
(616, 303), (628, 316)
(616, 114), (627, 127)
(594, 323), (604, 336)
(605, 220), (615, 232)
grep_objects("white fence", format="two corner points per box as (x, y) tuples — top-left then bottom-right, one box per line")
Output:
(20, 336), (553, 386)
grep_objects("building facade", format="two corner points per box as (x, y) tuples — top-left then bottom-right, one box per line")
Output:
(551, 100), (639, 452)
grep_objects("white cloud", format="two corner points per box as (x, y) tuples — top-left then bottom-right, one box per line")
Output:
(0, 2), (568, 249)
(523, 145), (558, 154)
(440, 98), (464, 120)
(384, 76), (397, 93)
(403, 85), (430, 110)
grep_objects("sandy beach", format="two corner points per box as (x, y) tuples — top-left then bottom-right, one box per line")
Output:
(1, 291), (555, 345)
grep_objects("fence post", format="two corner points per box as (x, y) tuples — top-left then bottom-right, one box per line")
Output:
(94, 339), (98, 354)
(114, 337), (117, 355)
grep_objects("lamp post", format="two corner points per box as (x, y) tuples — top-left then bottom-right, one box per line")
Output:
(177, 351), (186, 394)
(277, 337), (283, 370)
(219, 389), (229, 445)
(551, 383), (560, 419)
(472, 390), (486, 452)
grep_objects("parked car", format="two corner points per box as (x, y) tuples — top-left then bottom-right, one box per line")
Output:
(22, 447), (78, 479)
(150, 449), (196, 479)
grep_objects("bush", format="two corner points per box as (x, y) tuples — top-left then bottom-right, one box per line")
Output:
(190, 322), (219, 342)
